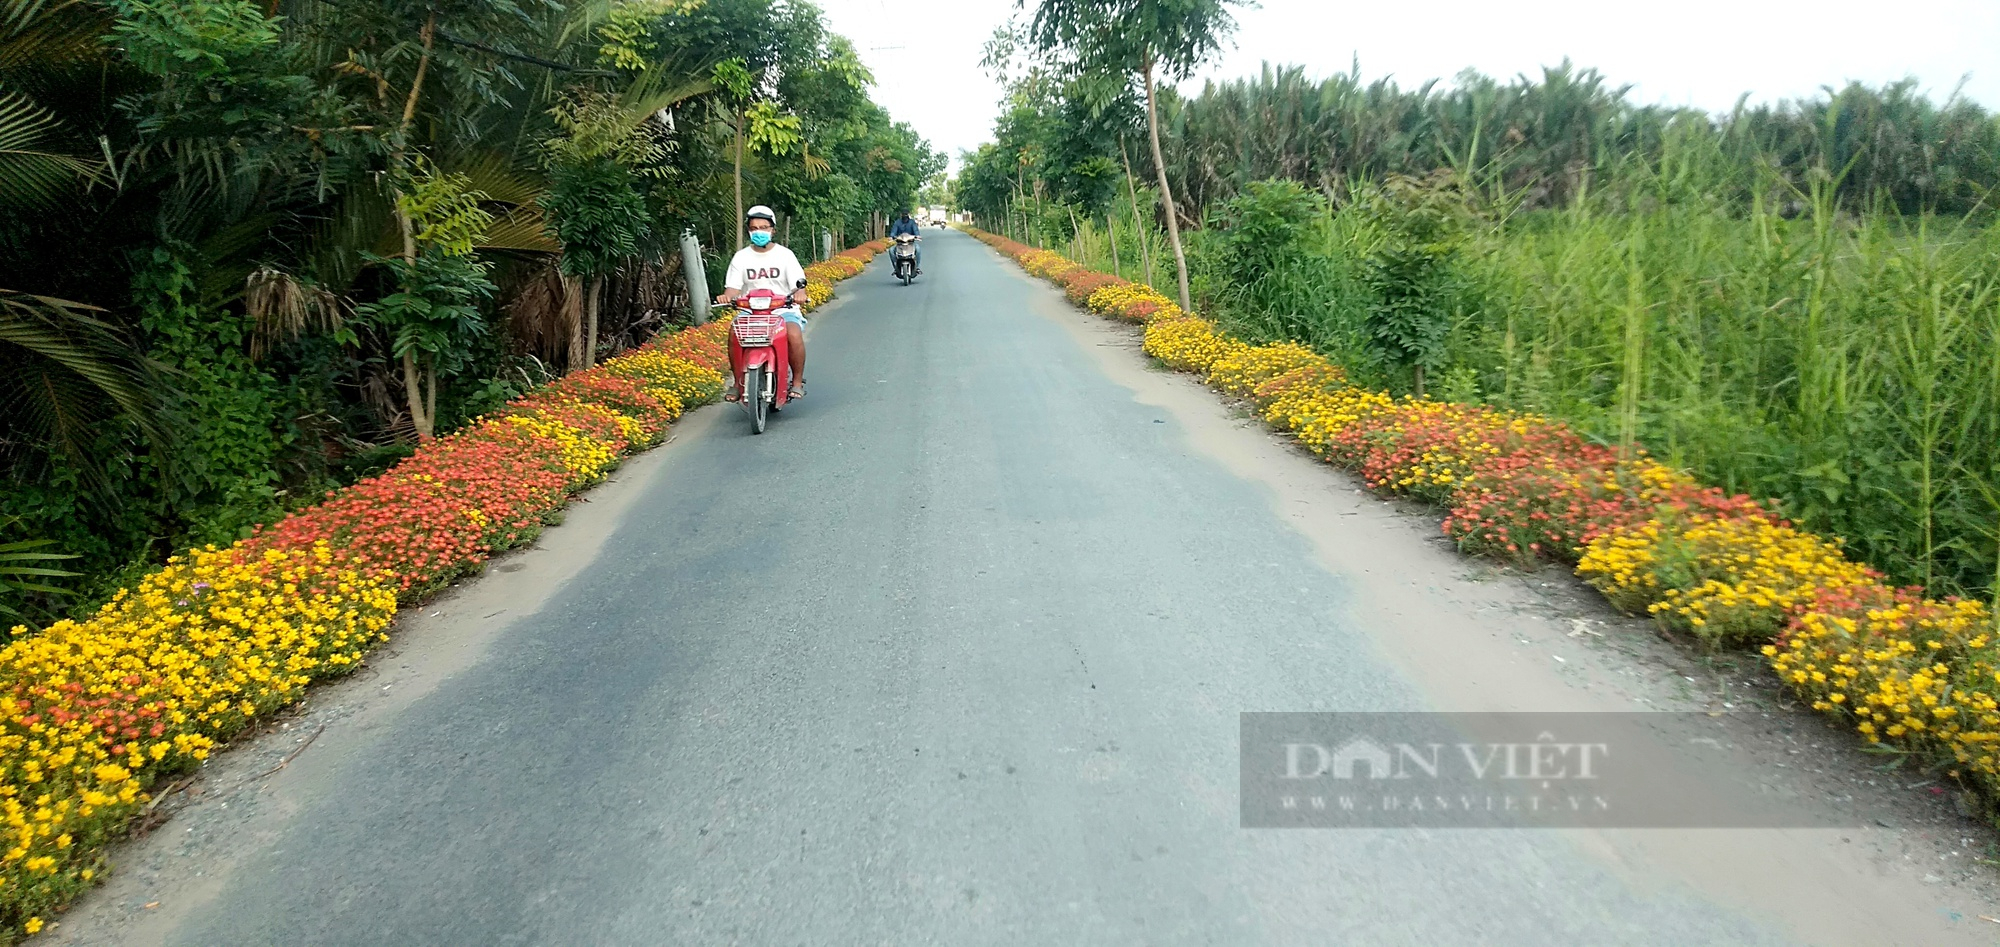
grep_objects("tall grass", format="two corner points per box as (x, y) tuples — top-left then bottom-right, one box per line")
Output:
(980, 60), (2000, 605)
(1457, 190), (2000, 601)
(1175, 165), (2000, 601)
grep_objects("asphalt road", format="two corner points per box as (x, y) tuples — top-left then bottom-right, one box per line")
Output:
(130, 230), (1944, 946)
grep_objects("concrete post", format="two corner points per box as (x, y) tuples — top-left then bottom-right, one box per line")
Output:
(680, 229), (711, 325)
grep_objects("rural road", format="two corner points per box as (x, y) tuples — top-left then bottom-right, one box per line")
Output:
(52, 229), (2000, 946)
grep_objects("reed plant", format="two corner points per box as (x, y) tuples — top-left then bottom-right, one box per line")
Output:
(1186, 162), (2000, 601)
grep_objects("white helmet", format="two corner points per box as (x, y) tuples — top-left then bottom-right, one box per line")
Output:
(745, 204), (776, 224)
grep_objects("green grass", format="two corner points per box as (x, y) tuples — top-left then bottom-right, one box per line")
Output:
(1461, 195), (2000, 603)
(1062, 179), (2000, 605)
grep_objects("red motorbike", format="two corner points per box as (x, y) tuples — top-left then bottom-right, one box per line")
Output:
(727, 287), (796, 434)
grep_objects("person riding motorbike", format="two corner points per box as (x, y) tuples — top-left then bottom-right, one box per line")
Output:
(889, 211), (922, 274)
(717, 205), (810, 400)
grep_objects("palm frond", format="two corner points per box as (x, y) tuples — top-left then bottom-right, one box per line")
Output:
(0, 290), (152, 421)
(304, 181), (399, 292)
(246, 267), (345, 359)
(551, 0), (614, 51)
(481, 204), (559, 252)
(0, 517), (79, 621)
(0, 0), (113, 73)
(0, 290), (171, 502)
(616, 54), (716, 128)
(0, 87), (101, 209)
(453, 147), (544, 207)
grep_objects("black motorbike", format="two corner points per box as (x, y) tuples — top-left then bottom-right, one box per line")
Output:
(892, 234), (919, 285)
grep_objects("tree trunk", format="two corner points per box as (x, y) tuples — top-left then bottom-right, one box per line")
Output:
(390, 12), (438, 263)
(388, 14), (437, 439)
(733, 107), (745, 250)
(1119, 135), (1156, 289)
(1107, 215), (1120, 278)
(401, 350), (433, 439)
(1143, 59), (1192, 314)
(583, 275), (602, 368)
(562, 273), (587, 372)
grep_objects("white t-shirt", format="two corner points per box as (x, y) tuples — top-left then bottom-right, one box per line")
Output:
(724, 244), (806, 302)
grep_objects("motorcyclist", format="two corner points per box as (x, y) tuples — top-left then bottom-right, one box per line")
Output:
(717, 205), (810, 400)
(889, 211), (922, 274)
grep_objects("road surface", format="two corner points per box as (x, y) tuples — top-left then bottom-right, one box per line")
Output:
(52, 229), (2000, 946)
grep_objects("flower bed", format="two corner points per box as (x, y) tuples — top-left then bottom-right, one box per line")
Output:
(0, 242), (884, 939)
(963, 225), (2000, 822)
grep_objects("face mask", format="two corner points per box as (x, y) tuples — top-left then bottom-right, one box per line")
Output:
(749, 230), (772, 248)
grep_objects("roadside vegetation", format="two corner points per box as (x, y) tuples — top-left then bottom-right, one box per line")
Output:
(956, 45), (2000, 608)
(0, 229), (883, 938)
(970, 220), (2000, 856)
(0, 0), (942, 625)
(957, 0), (2000, 851)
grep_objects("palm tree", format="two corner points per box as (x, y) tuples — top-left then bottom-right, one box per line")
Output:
(1, 0), (167, 497)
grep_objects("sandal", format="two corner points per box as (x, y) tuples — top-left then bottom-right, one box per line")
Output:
(723, 384), (741, 403)
(788, 379), (806, 399)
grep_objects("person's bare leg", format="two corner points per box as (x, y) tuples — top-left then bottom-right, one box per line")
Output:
(726, 346), (744, 401)
(785, 323), (806, 395)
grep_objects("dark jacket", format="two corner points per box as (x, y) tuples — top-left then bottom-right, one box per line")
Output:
(889, 217), (920, 237)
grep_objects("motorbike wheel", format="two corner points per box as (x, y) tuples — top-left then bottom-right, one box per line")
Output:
(747, 369), (768, 434)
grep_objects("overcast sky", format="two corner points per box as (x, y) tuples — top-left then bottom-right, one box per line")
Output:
(811, 0), (2000, 174)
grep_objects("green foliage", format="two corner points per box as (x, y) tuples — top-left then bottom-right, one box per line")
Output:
(353, 251), (496, 374)
(0, 290), (162, 483)
(0, 89), (103, 210)
(1172, 158), (2000, 602)
(542, 90), (672, 173)
(0, 518), (79, 623)
(711, 57), (753, 101)
(108, 0), (328, 150)
(542, 155), (650, 278)
(745, 99), (802, 156)
(1159, 62), (2000, 220)
(1463, 199), (2000, 601)
(1356, 173), (1470, 392)
(1207, 178), (1324, 283)
(540, 90), (663, 279)
(398, 160), (494, 258)
(1025, 0), (1249, 80)
(133, 244), (286, 545)
(111, 0), (282, 79)
(956, 65), (1146, 227)
(1, 0), (937, 614)
(596, 0), (705, 72)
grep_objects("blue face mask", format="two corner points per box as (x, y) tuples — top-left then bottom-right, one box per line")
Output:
(749, 230), (772, 248)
